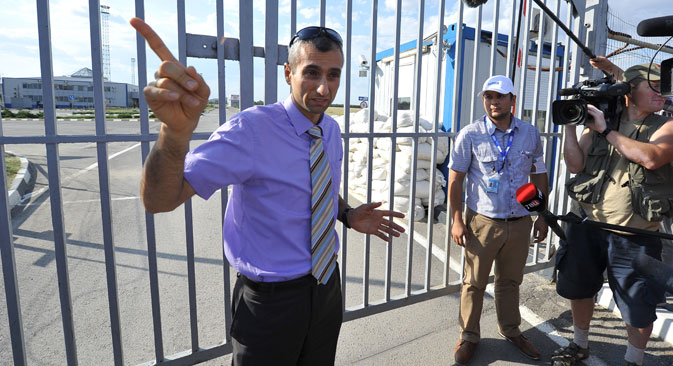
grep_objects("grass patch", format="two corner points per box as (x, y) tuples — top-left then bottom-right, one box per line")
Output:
(5, 153), (21, 187)
(326, 106), (362, 116)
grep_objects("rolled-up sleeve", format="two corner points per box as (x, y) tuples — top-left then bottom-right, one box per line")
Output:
(449, 129), (472, 173)
(184, 116), (255, 199)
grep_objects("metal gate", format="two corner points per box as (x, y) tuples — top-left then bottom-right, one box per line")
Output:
(0, 0), (599, 364)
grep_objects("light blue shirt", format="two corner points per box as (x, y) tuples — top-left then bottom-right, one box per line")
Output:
(449, 115), (546, 218)
(184, 96), (342, 282)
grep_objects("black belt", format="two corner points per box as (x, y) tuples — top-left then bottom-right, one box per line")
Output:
(237, 272), (316, 292)
(490, 215), (526, 222)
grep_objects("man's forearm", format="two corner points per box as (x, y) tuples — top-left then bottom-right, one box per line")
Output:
(141, 124), (194, 213)
(563, 126), (586, 173)
(530, 173), (549, 207)
(448, 170), (466, 223)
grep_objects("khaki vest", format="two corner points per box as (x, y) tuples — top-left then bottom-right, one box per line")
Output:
(566, 113), (673, 223)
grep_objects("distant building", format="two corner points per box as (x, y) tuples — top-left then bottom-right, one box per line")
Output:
(1, 67), (139, 109)
(228, 93), (240, 108)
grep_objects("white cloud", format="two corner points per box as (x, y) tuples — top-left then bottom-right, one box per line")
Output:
(299, 8), (319, 20)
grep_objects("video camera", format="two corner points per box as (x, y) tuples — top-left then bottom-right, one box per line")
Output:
(551, 77), (630, 126)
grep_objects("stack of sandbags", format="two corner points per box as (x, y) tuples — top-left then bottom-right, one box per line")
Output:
(333, 109), (449, 221)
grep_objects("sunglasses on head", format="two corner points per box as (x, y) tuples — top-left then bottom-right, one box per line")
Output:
(289, 26), (343, 47)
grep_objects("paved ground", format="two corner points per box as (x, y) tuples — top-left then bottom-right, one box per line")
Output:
(1, 108), (671, 365)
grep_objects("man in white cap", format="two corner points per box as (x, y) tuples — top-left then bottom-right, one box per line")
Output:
(448, 75), (549, 365)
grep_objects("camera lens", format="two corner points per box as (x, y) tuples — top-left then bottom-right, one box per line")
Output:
(563, 104), (583, 121)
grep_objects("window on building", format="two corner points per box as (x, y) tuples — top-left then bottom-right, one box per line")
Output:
(398, 97), (411, 110)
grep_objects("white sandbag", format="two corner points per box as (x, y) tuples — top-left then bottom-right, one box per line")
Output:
(376, 138), (394, 151)
(392, 196), (425, 221)
(421, 188), (446, 207)
(394, 179), (432, 198)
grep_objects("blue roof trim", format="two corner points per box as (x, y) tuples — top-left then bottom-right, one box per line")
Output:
(376, 39), (433, 61)
(376, 23), (563, 61)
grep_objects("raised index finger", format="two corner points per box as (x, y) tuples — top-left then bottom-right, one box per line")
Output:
(130, 17), (177, 63)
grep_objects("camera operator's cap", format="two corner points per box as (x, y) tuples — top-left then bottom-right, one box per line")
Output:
(623, 63), (661, 83)
(478, 75), (515, 97)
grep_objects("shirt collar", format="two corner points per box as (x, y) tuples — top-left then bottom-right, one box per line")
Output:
(283, 95), (324, 136)
(484, 114), (519, 135)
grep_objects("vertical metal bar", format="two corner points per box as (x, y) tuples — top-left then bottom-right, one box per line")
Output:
(290, 0), (297, 36)
(404, 0), (426, 296)
(542, 0), (561, 259)
(319, 0), (326, 27)
(490, 0), (501, 76)
(405, 0), (425, 295)
(385, 0), (402, 302)
(265, 0), (278, 104)
(446, 0), (464, 286)
(341, 0), (353, 308)
(0, 74), (26, 366)
(37, 1), (79, 364)
(217, 0), (233, 343)
(89, 0), (123, 363)
(516, 0), (533, 119)
(468, 6), (483, 124)
(134, 0), (165, 360)
(239, 0), (254, 110)
(176, 0), (200, 352)
(560, 0), (580, 217)
(528, 0), (546, 263)
(530, 0), (545, 132)
(506, 0), (518, 79)
(364, 0), (379, 307)
(425, 0), (446, 290)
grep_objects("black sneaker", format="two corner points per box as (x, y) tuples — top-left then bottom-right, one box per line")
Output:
(551, 342), (589, 366)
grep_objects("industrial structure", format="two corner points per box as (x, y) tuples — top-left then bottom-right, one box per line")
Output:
(1, 68), (139, 109)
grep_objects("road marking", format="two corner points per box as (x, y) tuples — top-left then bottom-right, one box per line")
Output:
(20, 143), (141, 207)
(60, 196), (139, 205)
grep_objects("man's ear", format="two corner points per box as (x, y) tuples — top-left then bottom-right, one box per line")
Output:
(284, 63), (292, 85)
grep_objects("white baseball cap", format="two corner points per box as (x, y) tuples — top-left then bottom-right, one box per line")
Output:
(478, 75), (515, 97)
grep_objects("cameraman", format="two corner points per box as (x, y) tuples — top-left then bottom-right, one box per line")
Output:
(590, 56), (673, 114)
(553, 64), (673, 366)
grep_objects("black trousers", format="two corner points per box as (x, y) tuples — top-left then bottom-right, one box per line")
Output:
(230, 265), (343, 366)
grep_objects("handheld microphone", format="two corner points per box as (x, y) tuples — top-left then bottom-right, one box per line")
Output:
(632, 251), (673, 294)
(515, 183), (567, 241)
(637, 16), (673, 37)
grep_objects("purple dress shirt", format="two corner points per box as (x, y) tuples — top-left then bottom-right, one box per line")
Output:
(184, 96), (343, 282)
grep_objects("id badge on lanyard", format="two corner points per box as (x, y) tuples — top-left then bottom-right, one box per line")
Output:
(485, 117), (514, 194)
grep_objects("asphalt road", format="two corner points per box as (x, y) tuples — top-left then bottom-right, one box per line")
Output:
(1, 108), (671, 365)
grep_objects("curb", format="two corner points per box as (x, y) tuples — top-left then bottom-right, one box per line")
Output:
(597, 283), (673, 345)
(6, 151), (33, 211)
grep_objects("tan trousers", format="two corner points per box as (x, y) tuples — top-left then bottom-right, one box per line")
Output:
(459, 208), (533, 343)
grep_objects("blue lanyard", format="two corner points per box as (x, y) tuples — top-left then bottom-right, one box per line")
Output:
(486, 117), (514, 173)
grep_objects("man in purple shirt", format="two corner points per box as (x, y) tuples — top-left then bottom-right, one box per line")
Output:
(130, 19), (405, 366)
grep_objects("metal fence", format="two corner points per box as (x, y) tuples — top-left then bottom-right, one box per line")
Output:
(0, 0), (599, 364)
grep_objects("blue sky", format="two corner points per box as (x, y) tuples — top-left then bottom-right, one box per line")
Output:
(0, 0), (669, 104)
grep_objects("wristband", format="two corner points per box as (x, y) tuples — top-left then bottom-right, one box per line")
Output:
(340, 207), (352, 229)
(598, 126), (612, 138)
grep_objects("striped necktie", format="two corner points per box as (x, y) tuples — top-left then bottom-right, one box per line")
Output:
(308, 126), (337, 284)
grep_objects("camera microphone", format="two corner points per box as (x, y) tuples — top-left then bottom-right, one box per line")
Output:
(462, 0), (489, 8)
(637, 15), (673, 37)
(515, 183), (567, 241)
(558, 87), (579, 97)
